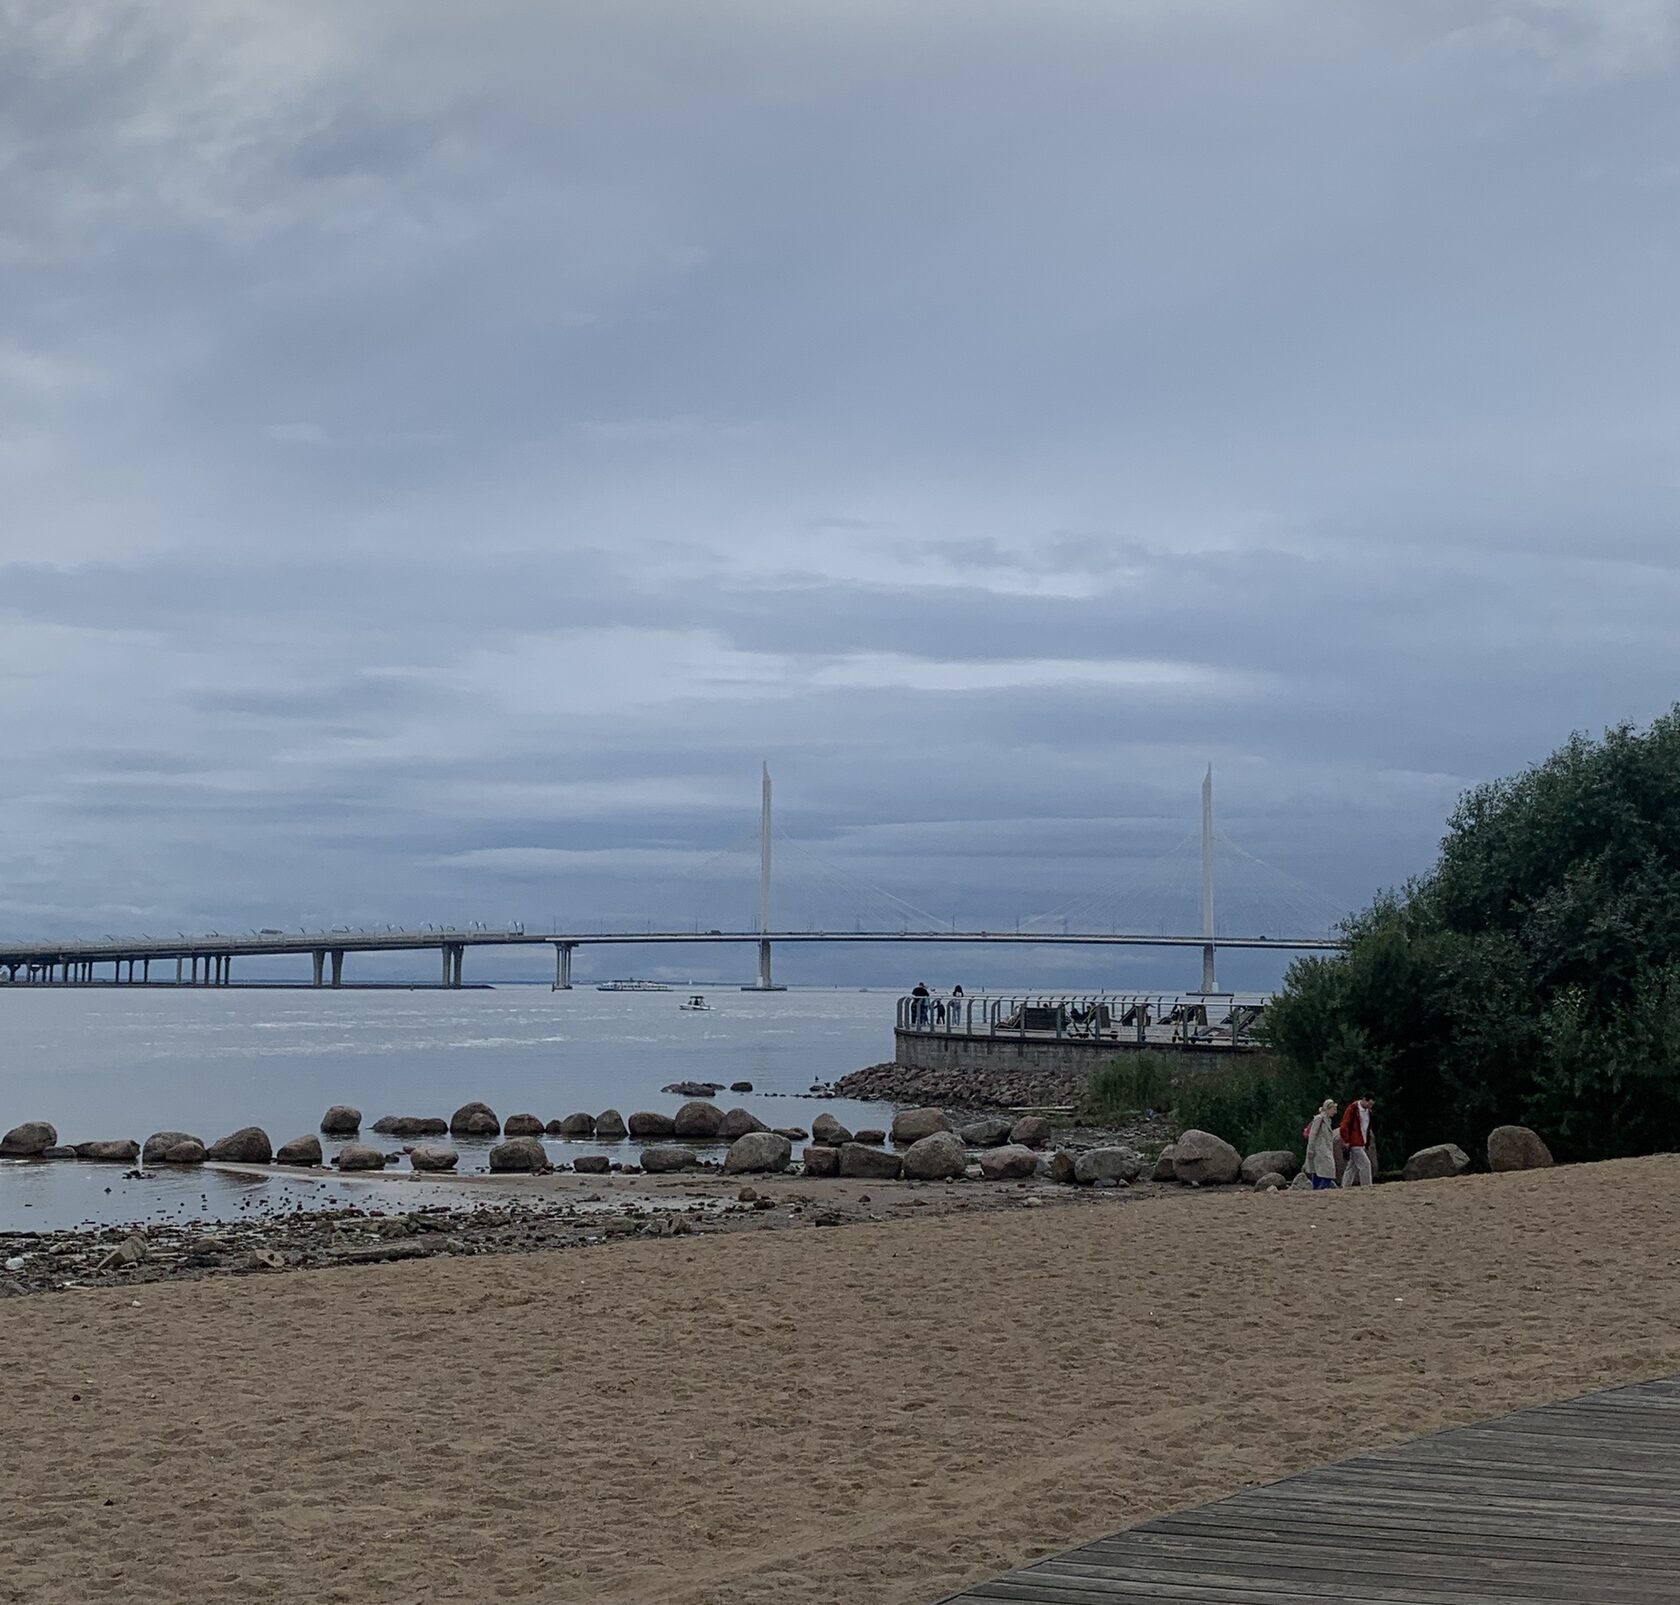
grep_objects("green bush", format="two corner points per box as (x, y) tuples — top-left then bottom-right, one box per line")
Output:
(1086, 1055), (1178, 1121)
(1267, 711), (1680, 1162)
(1085, 1052), (1317, 1158)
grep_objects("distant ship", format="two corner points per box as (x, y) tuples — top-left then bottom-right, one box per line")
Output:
(595, 979), (672, 993)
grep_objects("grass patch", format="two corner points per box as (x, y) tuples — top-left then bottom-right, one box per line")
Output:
(1086, 1053), (1317, 1158)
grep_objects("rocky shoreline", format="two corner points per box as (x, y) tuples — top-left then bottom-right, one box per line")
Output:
(832, 1058), (1103, 1113)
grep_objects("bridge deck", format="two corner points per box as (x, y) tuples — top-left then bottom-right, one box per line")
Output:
(938, 1373), (1680, 1604)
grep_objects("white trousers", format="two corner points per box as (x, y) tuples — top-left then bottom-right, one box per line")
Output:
(1341, 1147), (1373, 1187)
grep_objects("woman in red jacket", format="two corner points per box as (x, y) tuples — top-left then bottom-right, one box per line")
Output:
(1338, 1095), (1376, 1187)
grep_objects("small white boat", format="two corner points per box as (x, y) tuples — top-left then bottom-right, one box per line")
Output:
(680, 993), (711, 1011)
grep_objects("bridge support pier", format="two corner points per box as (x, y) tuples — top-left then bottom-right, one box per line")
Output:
(552, 942), (574, 990)
(1201, 942), (1217, 995)
(311, 950), (325, 987)
(143, 957), (150, 984)
(439, 944), (464, 988)
(330, 949), (345, 988)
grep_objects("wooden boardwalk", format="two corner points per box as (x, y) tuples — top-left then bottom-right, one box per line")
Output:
(939, 1373), (1680, 1604)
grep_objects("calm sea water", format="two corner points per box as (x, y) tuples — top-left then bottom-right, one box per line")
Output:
(0, 985), (895, 1231)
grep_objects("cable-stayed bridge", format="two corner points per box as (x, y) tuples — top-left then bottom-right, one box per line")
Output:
(0, 767), (1348, 992)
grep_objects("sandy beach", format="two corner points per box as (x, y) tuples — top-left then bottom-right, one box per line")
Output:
(2, 1155), (1677, 1605)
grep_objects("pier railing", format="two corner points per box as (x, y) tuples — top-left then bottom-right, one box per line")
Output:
(895, 991), (1271, 1050)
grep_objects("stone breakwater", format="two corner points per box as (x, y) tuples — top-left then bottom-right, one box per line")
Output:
(833, 1060), (1098, 1111)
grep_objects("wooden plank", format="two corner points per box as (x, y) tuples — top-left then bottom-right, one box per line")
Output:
(934, 1373), (1680, 1605)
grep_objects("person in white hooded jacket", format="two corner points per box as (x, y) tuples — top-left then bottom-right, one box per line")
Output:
(1305, 1098), (1339, 1190)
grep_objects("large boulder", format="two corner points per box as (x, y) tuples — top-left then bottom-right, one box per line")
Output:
(503, 1113), (544, 1136)
(1253, 1171), (1288, 1192)
(0, 1121), (57, 1158)
(663, 1081), (721, 1098)
(275, 1135), (322, 1166)
(1172, 1129), (1242, 1185)
(1240, 1149), (1300, 1185)
(1074, 1147), (1145, 1186)
(489, 1136), (549, 1173)
(801, 1145), (840, 1178)
(571, 1154), (610, 1175)
(959, 1117), (1013, 1147)
(837, 1143), (903, 1180)
(812, 1112), (853, 1145)
(449, 1102), (500, 1137)
(595, 1109), (627, 1140)
(371, 1115), (447, 1137)
(557, 1112), (596, 1138)
(902, 1131), (969, 1181)
(640, 1145), (700, 1174)
(1045, 1150), (1077, 1184)
(319, 1106), (362, 1135)
(73, 1139), (139, 1163)
(628, 1110), (676, 1139)
(337, 1143), (385, 1171)
(774, 1126), (808, 1141)
(206, 1126), (273, 1164)
(161, 1140), (205, 1165)
(1488, 1125), (1553, 1172)
(719, 1108), (768, 1139)
(1009, 1116), (1052, 1149)
(142, 1130), (203, 1165)
(978, 1144), (1038, 1180)
(1151, 1145), (1177, 1182)
(673, 1101), (724, 1139)
(1403, 1143), (1472, 1182)
(891, 1107), (952, 1145)
(42, 1145), (75, 1160)
(410, 1144), (460, 1172)
(722, 1132), (792, 1174)
(854, 1128), (886, 1145)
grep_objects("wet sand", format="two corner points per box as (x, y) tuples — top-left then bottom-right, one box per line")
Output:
(2, 1156), (1677, 1604)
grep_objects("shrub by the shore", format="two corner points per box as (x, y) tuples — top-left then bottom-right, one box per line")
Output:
(1086, 1054), (1315, 1160)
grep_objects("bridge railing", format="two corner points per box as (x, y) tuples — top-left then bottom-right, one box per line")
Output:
(895, 991), (1271, 1049)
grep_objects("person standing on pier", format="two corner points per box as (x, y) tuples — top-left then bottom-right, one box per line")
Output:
(1338, 1094), (1377, 1187)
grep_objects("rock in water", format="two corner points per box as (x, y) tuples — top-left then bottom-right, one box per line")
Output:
(1403, 1143), (1471, 1182)
(773, 1126), (808, 1141)
(73, 1139), (140, 1163)
(902, 1131), (968, 1181)
(449, 1102), (500, 1137)
(729, 1080), (753, 1093)
(502, 1113), (544, 1136)
(372, 1115), (448, 1137)
(1073, 1147), (1144, 1186)
(812, 1112), (853, 1145)
(722, 1132), (792, 1174)
(337, 1144), (385, 1171)
(42, 1146), (75, 1160)
(410, 1144), (459, 1172)
(673, 1101), (724, 1138)
(1150, 1145), (1177, 1182)
(801, 1145), (840, 1178)
(628, 1110), (676, 1139)
(890, 1107), (952, 1145)
(206, 1126), (273, 1164)
(1172, 1129), (1242, 1185)
(319, 1106), (362, 1135)
(662, 1081), (721, 1098)
(162, 1140), (206, 1165)
(275, 1135), (323, 1166)
(978, 1144), (1038, 1180)
(1008, 1116), (1051, 1148)
(1487, 1125), (1553, 1172)
(718, 1108), (768, 1139)
(558, 1112), (596, 1138)
(854, 1128), (887, 1145)
(837, 1143), (903, 1180)
(640, 1145), (700, 1174)
(488, 1136), (548, 1172)
(959, 1117), (1013, 1147)
(1045, 1150), (1077, 1184)
(594, 1109), (628, 1140)
(1240, 1149), (1300, 1184)
(142, 1130), (203, 1165)
(0, 1121), (57, 1158)
(571, 1154), (610, 1175)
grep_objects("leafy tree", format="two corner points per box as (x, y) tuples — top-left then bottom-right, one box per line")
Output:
(1266, 712), (1680, 1163)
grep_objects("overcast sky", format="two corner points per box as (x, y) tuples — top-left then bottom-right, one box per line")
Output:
(4, 1), (1678, 987)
